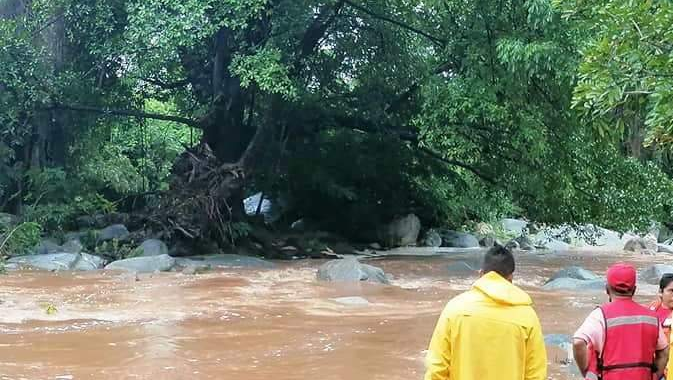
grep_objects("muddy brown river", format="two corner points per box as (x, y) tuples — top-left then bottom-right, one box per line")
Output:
(0, 250), (670, 379)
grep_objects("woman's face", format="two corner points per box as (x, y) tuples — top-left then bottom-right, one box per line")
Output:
(661, 281), (673, 309)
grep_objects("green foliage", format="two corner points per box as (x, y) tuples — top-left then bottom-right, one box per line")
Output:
(231, 47), (297, 100)
(5, 0), (673, 244)
(0, 222), (42, 257)
(228, 221), (253, 242)
(21, 168), (117, 231)
(561, 0), (673, 145)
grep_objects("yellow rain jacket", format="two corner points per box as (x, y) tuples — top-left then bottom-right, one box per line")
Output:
(424, 271), (547, 380)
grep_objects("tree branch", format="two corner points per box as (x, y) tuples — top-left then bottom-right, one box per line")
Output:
(342, 0), (446, 46)
(51, 104), (202, 128)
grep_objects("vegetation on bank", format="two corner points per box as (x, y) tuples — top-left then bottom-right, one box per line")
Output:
(2, 0), (673, 256)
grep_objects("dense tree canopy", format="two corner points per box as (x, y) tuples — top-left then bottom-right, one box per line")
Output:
(1, 0), (673, 246)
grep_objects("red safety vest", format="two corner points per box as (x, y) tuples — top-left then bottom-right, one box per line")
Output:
(591, 299), (660, 380)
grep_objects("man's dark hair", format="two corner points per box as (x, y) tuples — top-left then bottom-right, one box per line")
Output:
(660, 273), (673, 291)
(481, 244), (515, 278)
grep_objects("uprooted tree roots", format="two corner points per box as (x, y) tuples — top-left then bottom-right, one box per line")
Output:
(147, 143), (246, 246)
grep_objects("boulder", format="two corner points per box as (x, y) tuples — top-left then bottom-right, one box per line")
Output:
(317, 258), (389, 284)
(422, 230), (442, 247)
(542, 277), (606, 292)
(658, 244), (673, 254)
(479, 236), (495, 247)
(98, 224), (130, 242)
(659, 224), (673, 243)
(639, 264), (673, 285)
(105, 254), (176, 273)
(378, 214), (421, 247)
(505, 239), (519, 250)
(60, 239), (84, 254)
(72, 253), (106, 271)
(500, 218), (528, 236)
(7, 252), (105, 271)
(624, 234), (658, 254)
(8, 253), (80, 271)
(135, 239), (168, 257)
(440, 230), (480, 248)
(546, 266), (599, 283)
(514, 236), (535, 251)
(33, 238), (62, 255)
(174, 254), (275, 269)
(331, 296), (370, 307)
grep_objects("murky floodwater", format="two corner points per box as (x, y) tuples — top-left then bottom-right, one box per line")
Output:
(0, 250), (670, 379)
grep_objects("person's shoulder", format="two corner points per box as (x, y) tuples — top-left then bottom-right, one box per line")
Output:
(442, 289), (480, 313)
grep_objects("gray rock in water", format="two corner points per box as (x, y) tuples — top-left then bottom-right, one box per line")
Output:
(105, 254), (175, 273)
(175, 254), (274, 269)
(135, 239), (168, 257)
(515, 236), (535, 251)
(639, 264), (673, 285)
(624, 234), (658, 254)
(440, 230), (480, 248)
(422, 230), (442, 247)
(317, 258), (389, 284)
(657, 244), (673, 254)
(536, 238), (570, 251)
(505, 239), (520, 250)
(331, 296), (370, 307)
(547, 267), (599, 283)
(542, 277), (606, 292)
(379, 214), (421, 247)
(61, 239), (84, 254)
(8, 252), (105, 271)
(73, 253), (106, 271)
(479, 236), (495, 248)
(8, 253), (81, 271)
(447, 261), (479, 276)
(98, 224), (130, 242)
(33, 238), (62, 255)
(500, 218), (528, 236)
(544, 334), (571, 348)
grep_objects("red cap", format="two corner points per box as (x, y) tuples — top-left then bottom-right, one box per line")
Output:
(606, 262), (636, 291)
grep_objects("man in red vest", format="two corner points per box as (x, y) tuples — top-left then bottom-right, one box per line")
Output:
(573, 262), (669, 380)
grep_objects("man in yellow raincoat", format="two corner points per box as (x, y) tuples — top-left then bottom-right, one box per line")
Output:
(424, 244), (547, 380)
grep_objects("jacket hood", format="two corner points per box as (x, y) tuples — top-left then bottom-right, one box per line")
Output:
(472, 271), (532, 306)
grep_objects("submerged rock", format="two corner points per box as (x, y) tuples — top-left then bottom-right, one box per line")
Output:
(542, 277), (606, 292)
(175, 254), (275, 269)
(546, 267), (599, 283)
(98, 224), (130, 242)
(317, 258), (389, 284)
(7, 252), (106, 271)
(331, 296), (370, 307)
(440, 230), (480, 248)
(105, 254), (175, 273)
(639, 264), (673, 285)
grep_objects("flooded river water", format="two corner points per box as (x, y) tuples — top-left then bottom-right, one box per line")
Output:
(0, 250), (670, 379)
